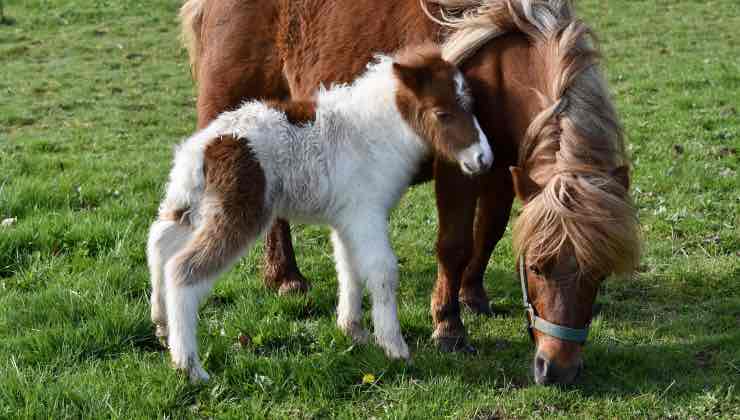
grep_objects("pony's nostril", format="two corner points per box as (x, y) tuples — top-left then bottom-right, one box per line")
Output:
(535, 354), (551, 378)
(476, 152), (485, 168)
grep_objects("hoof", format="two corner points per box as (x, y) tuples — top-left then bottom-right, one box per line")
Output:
(435, 335), (477, 354)
(460, 296), (511, 317)
(339, 321), (371, 344)
(376, 334), (410, 360)
(432, 323), (476, 354)
(155, 325), (168, 348)
(278, 278), (310, 295)
(186, 365), (210, 384)
(172, 355), (210, 384)
(459, 295), (494, 316)
(269, 270), (310, 295)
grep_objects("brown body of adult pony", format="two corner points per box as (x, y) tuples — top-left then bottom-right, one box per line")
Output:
(179, 0), (640, 385)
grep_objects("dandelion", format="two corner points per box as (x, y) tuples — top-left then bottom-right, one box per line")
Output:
(362, 373), (376, 384)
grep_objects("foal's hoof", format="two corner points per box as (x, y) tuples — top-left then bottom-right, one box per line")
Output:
(379, 338), (410, 361)
(188, 366), (210, 384)
(180, 365), (210, 384)
(155, 325), (169, 348)
(172, 356), (210, 384)
(435, 335), (477, 354)
(339, 321), (371, 344)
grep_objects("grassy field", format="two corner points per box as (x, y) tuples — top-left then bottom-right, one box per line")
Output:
(1, 0), (738, 418)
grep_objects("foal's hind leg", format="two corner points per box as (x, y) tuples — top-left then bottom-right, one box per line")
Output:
(164, 135), (269, 382)
(165, 209), (263, 382)
(147, 217), (192, 344)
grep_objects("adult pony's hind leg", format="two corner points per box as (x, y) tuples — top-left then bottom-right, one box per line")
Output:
(263, 220), (311, 294)
(459, 167), (515, 316)
(147, 218), (192, 344)
(431, 160), (478, 353)
(194, 0), (309, 295)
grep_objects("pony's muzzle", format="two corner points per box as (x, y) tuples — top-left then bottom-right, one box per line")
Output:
(533, 350), (583, 385)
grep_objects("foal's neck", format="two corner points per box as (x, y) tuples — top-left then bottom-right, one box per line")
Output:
(313, 57), (429, 163)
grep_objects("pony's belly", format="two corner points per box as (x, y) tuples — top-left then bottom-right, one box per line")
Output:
(273, 181), (336, 225)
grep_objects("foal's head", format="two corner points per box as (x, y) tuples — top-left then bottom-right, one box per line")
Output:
(392, 45), (492, 175)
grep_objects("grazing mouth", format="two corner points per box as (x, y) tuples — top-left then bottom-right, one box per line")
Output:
(533, 356), (584, 386)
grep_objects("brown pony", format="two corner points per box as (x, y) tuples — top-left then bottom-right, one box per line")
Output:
(180, 0), (640, 385)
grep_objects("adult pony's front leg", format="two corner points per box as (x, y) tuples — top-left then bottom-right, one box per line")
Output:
(431, 160), (478, 353)
(459, 167), (515, 315)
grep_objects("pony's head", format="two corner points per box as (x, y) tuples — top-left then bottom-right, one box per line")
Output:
(424, 0), (641, 384)
(510, 163), (637, 385)
(393, 45), (493, 175)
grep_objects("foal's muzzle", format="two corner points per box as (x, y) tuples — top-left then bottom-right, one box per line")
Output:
(458, 135), (493, 175)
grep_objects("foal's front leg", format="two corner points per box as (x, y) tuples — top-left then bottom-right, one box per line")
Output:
(331, 230), (370, 344)
(338, 219), (409, 360)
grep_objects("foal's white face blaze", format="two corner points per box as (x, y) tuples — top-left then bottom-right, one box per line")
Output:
(458, 115), (493, 175)
(452, 71), (492, 175)
(393, 55), (492, 176)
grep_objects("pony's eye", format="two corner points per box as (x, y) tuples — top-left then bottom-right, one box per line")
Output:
(434, 110), (452, 121)
(529, 265), (542, 276)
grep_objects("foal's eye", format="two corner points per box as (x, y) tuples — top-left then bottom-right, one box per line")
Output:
(434, 110), (452, 121)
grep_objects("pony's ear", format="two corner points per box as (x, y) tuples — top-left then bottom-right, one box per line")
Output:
(611, 165), (630, 190)
(393, 62), (421, 89)
(510, 166), (540, 202)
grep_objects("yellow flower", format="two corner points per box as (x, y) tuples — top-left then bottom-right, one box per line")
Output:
(362, 373), (376, 384)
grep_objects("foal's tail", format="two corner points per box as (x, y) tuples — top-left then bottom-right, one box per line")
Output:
(158, 128), (217, 225)
(180, 0), (207, 80)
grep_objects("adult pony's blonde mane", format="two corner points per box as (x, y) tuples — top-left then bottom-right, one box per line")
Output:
(422, 0), (640, 277)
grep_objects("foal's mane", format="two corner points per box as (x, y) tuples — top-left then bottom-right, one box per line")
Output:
(423, 0), (640, 277)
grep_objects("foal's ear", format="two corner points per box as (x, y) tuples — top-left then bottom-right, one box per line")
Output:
(510, 166), (540, 203)
(393, 62), (422, 89)
(611, 165), (630, 190)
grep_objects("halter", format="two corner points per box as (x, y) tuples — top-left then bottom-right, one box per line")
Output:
(519, 256), (590, 343)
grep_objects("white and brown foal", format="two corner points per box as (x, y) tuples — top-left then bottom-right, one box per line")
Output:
(147, 45), (492, 382)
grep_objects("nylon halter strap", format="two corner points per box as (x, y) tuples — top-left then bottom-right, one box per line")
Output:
(519, 256), (590, 343)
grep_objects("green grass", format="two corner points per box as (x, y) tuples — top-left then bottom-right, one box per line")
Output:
(1, 0), (738, 418)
